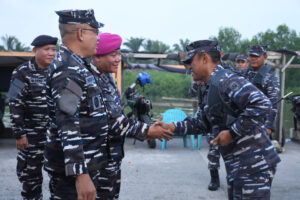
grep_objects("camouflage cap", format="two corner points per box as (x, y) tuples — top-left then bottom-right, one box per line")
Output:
(182, 40), (220, 64)
(248, 45), (267, 56)
(55, 9), (104, 29)
(235, 54), (248, 62)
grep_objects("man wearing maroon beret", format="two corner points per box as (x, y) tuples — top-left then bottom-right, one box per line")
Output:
(91, 33), (173, 199)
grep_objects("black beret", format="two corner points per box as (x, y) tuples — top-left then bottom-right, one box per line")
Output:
(31, 35), (58, 47)
(55, 9), (104, 29)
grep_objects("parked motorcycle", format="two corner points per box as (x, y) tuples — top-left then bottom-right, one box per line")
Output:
(124, 72), (156, 148)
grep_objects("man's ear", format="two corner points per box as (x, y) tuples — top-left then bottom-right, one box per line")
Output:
(32, 47), (37, 54)
(220, 52), (224, 59)
(77, 29), (84, 41)
(263, 53), (268, 60)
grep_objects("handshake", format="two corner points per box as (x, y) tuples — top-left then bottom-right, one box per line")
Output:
(146, 121), (176, 141)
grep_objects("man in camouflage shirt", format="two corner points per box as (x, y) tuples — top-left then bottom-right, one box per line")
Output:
(91, 32), (174, 199)
(243, 45), (280, 138)
(8, 35), (57, 200)
(45, 9), (172, 200)
(158, 40), (280, 199)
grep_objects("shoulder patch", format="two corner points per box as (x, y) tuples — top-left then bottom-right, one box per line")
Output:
(58, 79), (83, 115)
(229, 81), (241, 92)
(7, 78), (25, 100)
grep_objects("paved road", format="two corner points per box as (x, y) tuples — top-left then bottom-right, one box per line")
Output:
(0, 137), (299, 200)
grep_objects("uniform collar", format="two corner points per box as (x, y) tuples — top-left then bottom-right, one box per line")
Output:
(29, 57), (48, 72)
(60, 44), (86, 66)
(90, 63), (101, 74)
(249, 65), (268, 73)
(89, 63), (113, 84)
(207, 65), (224, 85)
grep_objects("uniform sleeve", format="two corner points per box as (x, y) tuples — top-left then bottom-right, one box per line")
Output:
(109, 114), (150, 141)
(173, 111), (208, 135)
(223, 76), (272, 139)
(50, 69), (88, 176)
(8, 68), (27, 139)
(265, 74), (280, 131)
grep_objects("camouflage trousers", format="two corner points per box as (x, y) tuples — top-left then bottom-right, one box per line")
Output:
(227, 167), (276, 200)
(97, 160), (122, 200)
(207, 134), (221, 170)
(48, 160), (121, 200)
(16, 147), (44, 200)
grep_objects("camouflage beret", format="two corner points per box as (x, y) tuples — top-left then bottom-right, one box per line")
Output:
(55, 9), (104, 29)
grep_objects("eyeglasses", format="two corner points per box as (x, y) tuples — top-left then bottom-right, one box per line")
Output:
(72, 28), (99, 35)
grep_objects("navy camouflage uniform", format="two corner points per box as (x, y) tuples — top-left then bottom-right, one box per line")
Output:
(243, 66), (279, 131)
(90, 64), (149, 200)
(8, 58), (49, 200)
(44, 9), (112, 199)
(206, 58), (231, 171)
(177, 40), (280, 199)
(45, 43), (111, 199)
(46, 10), (150, 200)
(45, 44), (150, 199)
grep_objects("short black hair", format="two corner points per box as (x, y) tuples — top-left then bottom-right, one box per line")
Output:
(197, 51), (220, 64)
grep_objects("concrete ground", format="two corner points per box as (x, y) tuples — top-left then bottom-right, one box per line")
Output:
(0, 137), (300, 200)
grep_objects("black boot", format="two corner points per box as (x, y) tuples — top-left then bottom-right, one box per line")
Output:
(208, 169), (220, 191)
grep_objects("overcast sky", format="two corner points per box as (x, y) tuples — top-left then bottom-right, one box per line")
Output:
(0, 0), (300, 48)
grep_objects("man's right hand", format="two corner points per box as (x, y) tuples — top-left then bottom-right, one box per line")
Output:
(76, 174), (96, 200)
(16, 136), (29, 150)
(154, 121), (176, 132)
(147, 123), (174, 141)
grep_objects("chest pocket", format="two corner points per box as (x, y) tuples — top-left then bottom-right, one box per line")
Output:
(102, 86), (122, 119)
(86, 85), (105, 113)
(29, 83), (45, 94)
(29, 77), (46, 99)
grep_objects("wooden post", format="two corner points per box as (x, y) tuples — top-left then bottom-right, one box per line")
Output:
(112, 62), (123, 94)
(279, 55), (286, 144)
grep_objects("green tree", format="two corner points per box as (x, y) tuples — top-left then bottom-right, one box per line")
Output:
(251, 24), (299, 50)
(142, 39), (170, 53)
(0, 35), (31, 51)
(210, 27), (242, 53)
(123, 37), (144, 52)
(173, 39), (191, 52)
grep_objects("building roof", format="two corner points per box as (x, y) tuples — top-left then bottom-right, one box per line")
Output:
(0, 51), (34, 67)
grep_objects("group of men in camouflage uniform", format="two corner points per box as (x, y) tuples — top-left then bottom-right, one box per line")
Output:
(8, 8), (280, 200)
(9, 9), (173, 200)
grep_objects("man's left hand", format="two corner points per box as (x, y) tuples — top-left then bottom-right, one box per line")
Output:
(210, 130), (232, 146)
